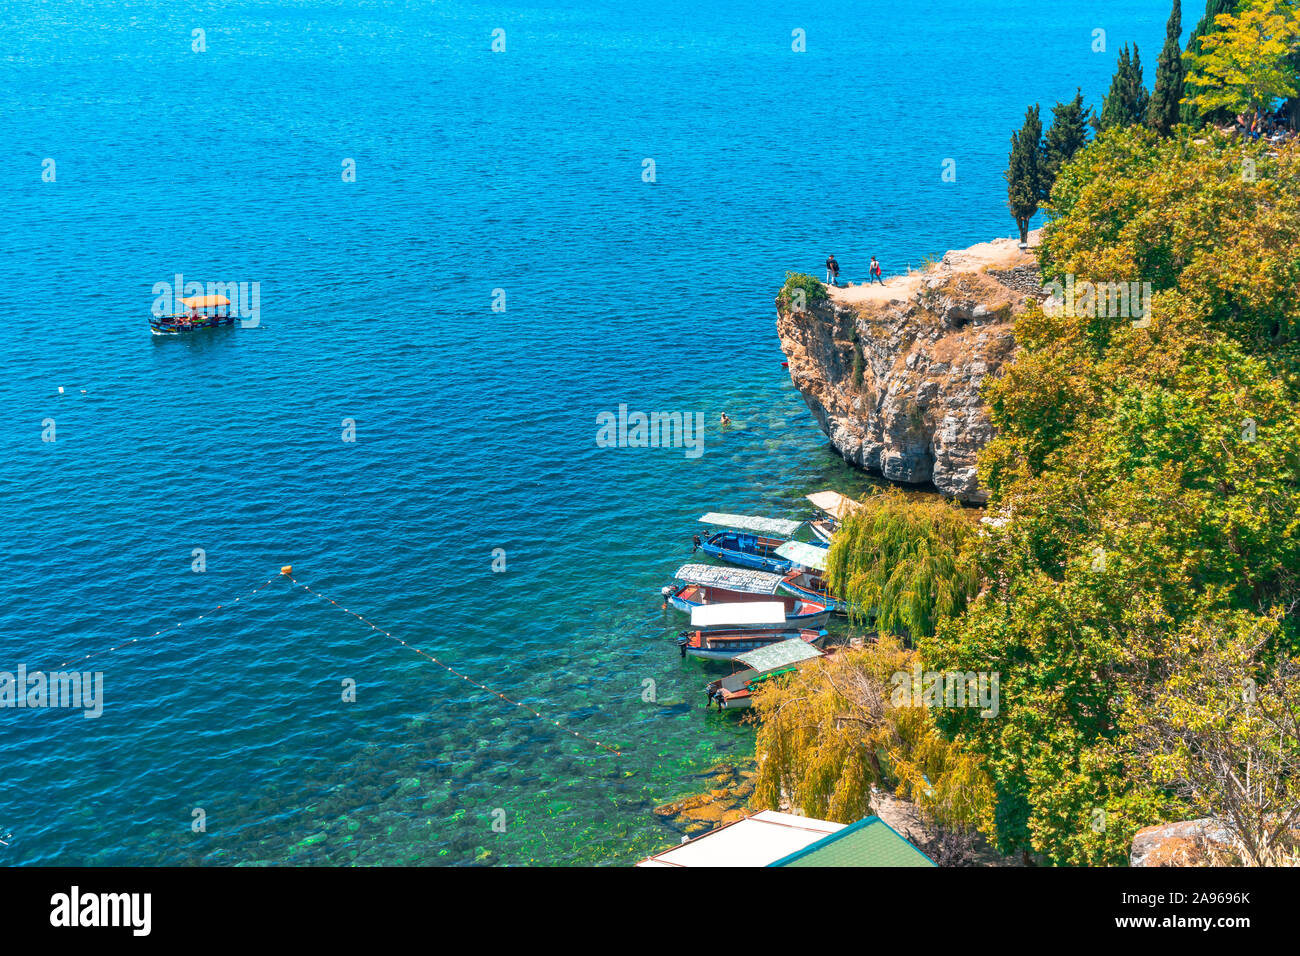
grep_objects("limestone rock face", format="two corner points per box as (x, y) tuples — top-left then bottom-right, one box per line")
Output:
(1129, 819), (1235, 867)
(776, 235), (1042, 503)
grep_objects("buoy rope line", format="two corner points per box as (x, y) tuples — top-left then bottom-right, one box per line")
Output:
(284, 573), (623, 756)
(46, 574), (281, 672)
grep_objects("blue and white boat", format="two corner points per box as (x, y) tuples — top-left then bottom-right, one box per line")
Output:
(696, 513), (809, 573)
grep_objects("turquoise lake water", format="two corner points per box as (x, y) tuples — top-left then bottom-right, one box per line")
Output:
(0, 0), (1190, 865)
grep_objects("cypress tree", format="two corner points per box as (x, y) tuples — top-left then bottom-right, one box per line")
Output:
(1098, 44), (1151, 132)
(1180, 0), (1239, 127)
(1006, 104), (1045, 245)
(1044, 89), (1093, 193)
(1148, 0), (1185, 134)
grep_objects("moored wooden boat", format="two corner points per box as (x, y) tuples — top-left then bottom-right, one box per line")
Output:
(775, 541), (849, 615)
(696, 513), (805, 573)
(150, 294), (236, 335)
(662, 564), (831, 628)
(705, 639), (826, 707)
(805, 491), (862, 544)
(676, 605), (825, 660)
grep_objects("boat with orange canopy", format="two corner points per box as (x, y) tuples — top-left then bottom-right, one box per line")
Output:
(149, 294), (236, 335)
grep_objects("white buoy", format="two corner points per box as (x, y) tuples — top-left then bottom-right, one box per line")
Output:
(57, 386), (64, 394)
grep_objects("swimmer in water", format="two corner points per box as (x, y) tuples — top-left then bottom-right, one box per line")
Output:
(720, 412), (732, 426)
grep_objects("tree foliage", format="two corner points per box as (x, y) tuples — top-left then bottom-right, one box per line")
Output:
(1148, 0), (1185, 134)
(1181, 0), (1242, 126)
(1043, 89), (1093, 195)
(1006, 104), (1045, 244)
(1125, 613), (1300, 865)
(824, 489), (980, 640)
(1097, 44), (1151, 131)
(921, 129), (1300, 864)
(1183, 0), (1300, 120)
(750, 637), (996, 839)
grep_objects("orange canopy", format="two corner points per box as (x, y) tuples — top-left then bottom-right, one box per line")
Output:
(178, 294), (231, 308)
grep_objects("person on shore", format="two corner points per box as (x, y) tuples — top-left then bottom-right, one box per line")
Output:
(869, 256), (884, 285)
(826, 255), (840, 287)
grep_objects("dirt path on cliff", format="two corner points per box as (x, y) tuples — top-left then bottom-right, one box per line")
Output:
(827, 231), (1042, 307)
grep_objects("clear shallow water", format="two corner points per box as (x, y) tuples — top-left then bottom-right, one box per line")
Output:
(0, 0), (1185, 865)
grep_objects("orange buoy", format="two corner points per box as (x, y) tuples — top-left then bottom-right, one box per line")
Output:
(280, 565), (293, 576)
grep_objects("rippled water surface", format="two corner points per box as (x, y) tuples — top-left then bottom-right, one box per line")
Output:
(0, 0), (1180, 864)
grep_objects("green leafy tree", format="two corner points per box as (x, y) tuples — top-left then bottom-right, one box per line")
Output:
(1127, 613), (1300, 866)
(1097, 44), (1151, 131)
(1183, 0), (1300, 121)
(777, 271), (827, 310)
(927, 129), (1300, 864)
(1005, 104), (1045, 244)
(1148, 0), (1185, 134)
(1181, 0), (1241, 126)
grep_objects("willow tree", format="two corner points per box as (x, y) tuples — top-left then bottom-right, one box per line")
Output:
(824, 489), (980, 640)
(749, 636), (995, 839)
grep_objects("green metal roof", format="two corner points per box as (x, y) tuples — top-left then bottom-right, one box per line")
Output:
(767, 816), (936, 867)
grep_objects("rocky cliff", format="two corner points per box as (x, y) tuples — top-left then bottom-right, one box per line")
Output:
(776, 234), (1044, 503)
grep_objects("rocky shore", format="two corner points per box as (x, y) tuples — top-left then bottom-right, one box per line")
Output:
(776, 232), (1046, 502)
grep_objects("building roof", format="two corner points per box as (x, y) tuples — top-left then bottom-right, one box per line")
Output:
(636, 810), (846, 867)
(768, 816), (936, 867)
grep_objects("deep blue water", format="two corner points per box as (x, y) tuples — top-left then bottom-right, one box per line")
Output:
(0, 0), (1194, 865)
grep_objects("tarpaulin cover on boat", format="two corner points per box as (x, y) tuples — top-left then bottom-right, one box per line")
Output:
(690, 602), (787, 628)
(775, 541), (830, 572)
(178, 294), (231, 308)
(805, 491), (862, 518)
(698, 513), (803, 537)
(674, 563), (784, 594)
(735, 638), (824, 673)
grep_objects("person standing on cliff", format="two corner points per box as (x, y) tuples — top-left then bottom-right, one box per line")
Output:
(826, 255), (840, 287)
(869, 256), (884, 285)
